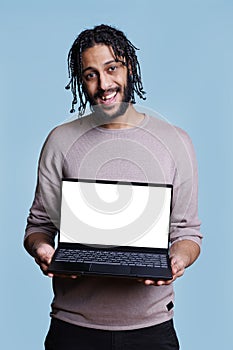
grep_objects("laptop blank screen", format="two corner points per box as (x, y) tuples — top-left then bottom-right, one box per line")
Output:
(60, 180), (172, 249)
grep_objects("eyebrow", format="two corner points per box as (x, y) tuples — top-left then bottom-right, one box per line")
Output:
(82, 59), (121, 74)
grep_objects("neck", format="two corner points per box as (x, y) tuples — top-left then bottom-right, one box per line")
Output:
(97, 105), (144, 129)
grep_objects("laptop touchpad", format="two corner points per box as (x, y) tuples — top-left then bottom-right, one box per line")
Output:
(90, 263), (131, 275)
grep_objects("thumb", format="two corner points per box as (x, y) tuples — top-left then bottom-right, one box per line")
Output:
(36, 244), (55, 265)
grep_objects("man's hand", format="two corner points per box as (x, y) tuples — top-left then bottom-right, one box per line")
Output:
(34, 243), (78, 279)
(34, 242), (55, 277)
(24, 232), (78, 279)
(142, 254), (186, 286)
(140, 239), (200, 286)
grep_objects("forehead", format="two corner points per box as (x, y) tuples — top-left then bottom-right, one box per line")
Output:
(81, 44), (119, 69)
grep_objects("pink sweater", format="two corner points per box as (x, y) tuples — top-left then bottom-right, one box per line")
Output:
(25, 113), (202, 330)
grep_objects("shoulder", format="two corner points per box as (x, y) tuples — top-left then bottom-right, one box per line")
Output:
(48, 114), (94, 141)
(146, 114), (194, 149)
(41, 114), (94, 153)
(145, 114), (197, 169)
(146, 114), (189, 136)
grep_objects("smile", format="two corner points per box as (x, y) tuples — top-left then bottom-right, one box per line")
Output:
(99, 90), (118, 105)
(101, 91), (117, 101)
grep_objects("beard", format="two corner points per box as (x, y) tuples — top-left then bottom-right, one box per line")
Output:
(86, 74), (133, 122)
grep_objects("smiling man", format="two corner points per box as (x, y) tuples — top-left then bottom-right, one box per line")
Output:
(81, 44), (134, 120)
(24, 24), (202, 350)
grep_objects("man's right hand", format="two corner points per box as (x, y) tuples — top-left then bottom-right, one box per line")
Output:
(24, 232), (78, 279)
(33, 242), (78, 279)
(34, 242), (55, 277)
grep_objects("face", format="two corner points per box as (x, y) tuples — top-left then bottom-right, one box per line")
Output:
(81, 44), (132, 119)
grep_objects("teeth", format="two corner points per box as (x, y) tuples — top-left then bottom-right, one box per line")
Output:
(102, 92), (116, 100)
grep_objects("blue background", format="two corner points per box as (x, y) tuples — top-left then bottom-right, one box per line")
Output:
(1, 0), (232, 349)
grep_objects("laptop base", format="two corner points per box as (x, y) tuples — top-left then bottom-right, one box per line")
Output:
(48, 243), (173, 281)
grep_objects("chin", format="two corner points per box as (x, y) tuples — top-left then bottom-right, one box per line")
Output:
(92, 102), (130, 120)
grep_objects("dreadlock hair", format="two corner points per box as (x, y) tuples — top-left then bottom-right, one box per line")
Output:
(65, 24), (146, 115)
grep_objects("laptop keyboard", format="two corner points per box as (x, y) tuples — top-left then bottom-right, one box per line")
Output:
(55, 248), (168, 268)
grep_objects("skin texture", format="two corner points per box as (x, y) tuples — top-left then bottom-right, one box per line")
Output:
(24, 44), (200, 285)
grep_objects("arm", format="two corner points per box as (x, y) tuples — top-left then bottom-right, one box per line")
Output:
(142, 127), (202, 286)
(24, 128), (63, 277)
(24, 125), (84, 279)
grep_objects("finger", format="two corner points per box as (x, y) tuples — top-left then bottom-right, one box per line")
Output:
(138, 279), (171, 286)
(35, 257), (49, 270)
(144, 279), (155, 285)
(53, 274), (78, 279)
(171, 264), (185, 282)
(40, 262), (51, 274)
(47, 272), (54, 278)
(38, 251), (53, 265)
(171, 264), (178, 275)
(34, 257), (51, 275)
(156, 279), (174, 286)
(172, 260), (185, 276)
(137, 279), (154, 285)
(36, 245), (55, 263)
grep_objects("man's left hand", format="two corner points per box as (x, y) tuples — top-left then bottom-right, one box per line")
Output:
(140, 239), (200, 286)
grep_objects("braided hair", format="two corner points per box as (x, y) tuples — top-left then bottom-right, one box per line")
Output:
(65, 24), (146, 115)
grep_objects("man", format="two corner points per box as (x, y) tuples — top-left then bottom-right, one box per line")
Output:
(24, 24), (202, 349)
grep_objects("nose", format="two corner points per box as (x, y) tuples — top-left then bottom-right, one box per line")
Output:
(98, 71), (112, 91)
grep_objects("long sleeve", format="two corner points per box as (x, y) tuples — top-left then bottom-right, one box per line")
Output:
(25, 129), (64, 241)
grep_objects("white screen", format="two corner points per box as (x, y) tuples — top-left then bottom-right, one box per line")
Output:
(60, 180), (172, 249)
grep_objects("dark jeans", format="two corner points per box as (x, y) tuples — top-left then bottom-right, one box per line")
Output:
(44, 318), (179, 350)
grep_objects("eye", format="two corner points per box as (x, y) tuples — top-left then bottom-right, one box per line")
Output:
(107, 61), (125, 73)
(108, 65), (117, 72)
(85, 72), (97, 80)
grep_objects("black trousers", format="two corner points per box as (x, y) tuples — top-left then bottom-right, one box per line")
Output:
(44, 318), (179, 350)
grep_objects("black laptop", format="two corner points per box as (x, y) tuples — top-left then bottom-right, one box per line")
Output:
(48, 178), (173, 280)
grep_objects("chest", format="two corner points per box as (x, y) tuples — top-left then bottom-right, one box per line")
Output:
(63, 131), (176, 183)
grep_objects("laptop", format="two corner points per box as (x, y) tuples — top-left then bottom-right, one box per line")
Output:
(48, 178), (173, 280)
